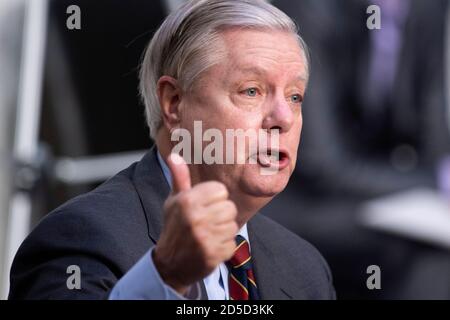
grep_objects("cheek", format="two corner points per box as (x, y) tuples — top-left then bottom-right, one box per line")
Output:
(289, 115), (303, 158)
(180, 102), (219, 134)
(291, 113), (303, 140)
(297, 114), (303, 139)
(184, 93), (230, 125)
(216, 106), (262, 132)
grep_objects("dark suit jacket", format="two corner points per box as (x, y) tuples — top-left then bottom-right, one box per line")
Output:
(8, 147), (336, 300)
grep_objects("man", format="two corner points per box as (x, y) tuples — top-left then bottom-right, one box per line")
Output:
(9, 0), (335, 300)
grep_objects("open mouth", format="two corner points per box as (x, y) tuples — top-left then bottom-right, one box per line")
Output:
(256, 149), (289, 169)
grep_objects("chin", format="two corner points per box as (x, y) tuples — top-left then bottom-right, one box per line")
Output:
(240, 169), (291, 198)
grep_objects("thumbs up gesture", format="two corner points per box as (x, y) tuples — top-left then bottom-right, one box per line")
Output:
(153, 154), (238, 295)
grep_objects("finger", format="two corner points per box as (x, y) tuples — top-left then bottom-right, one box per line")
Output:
(205, 200), (237, 224)
(167, 153), (191, 193)
(211, 222), (239, 241)
(190, 181), (229, 206)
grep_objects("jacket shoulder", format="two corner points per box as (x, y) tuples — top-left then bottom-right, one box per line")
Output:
(37, 163), (151, 256)
(250, 214), (336, 299)
(9, 163), (152, 299)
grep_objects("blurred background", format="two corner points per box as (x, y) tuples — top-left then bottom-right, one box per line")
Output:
(1, 0), (450, 299)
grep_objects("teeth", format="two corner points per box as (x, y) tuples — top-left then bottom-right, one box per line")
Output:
(269, 150), (280, 161)
(251, 149), (284, 167)
(257, 152), (280, 167)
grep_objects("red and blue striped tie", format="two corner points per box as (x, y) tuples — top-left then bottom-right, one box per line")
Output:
(226, 235), (260, 300)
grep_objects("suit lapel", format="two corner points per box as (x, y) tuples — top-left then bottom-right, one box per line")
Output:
(248, 215), (311, 300)
(132, 146), (169, 243)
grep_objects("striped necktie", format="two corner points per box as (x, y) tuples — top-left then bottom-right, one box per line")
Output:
(226, 235), (260, 300)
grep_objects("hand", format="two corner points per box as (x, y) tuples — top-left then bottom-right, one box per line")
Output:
(153, 153), (238, 295)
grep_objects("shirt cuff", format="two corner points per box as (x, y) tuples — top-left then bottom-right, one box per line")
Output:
(109, 247), (202, 300)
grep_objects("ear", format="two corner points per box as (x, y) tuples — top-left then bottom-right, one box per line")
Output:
(157, 75), (182, 132)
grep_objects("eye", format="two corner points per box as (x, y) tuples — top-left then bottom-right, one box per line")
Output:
(244, 88), (258, 97)
(290, 94), (303, 104)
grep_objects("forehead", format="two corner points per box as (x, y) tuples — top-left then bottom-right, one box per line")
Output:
(218, 28), (307, 80)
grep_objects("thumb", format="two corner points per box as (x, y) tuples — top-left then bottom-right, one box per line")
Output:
(166, 153), (191, 193)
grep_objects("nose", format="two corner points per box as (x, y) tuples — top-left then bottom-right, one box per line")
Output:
(261, 93), (295, 133)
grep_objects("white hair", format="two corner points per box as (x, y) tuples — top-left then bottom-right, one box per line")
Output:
(139, 0), (309, 139)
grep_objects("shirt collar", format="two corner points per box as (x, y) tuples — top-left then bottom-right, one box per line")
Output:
(157, 150), (173, 189)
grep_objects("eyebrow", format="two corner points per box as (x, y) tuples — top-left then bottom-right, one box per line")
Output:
(236, 67), (307, 83)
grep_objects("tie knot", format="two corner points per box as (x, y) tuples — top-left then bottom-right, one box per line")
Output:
(227, 235), (252, 270)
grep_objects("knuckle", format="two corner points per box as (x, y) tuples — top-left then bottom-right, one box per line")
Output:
(191, 223), (207, 242)
(210, 181), (228, 197)
(189, 212), (204, 227)
(225, 200), (237, 216)
(218, 183), (229, 197)
(177, 192), (193, 209)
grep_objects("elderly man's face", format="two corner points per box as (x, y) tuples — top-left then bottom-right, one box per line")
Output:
(180, 29), (307, 201)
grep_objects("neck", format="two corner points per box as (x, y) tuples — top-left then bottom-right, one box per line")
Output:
(231, 194), (272, 228)
(155, 129), (173, 160)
